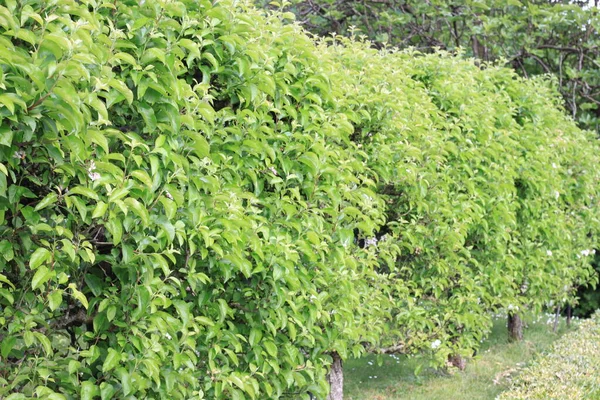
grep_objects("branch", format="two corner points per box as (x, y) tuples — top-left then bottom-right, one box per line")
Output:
(374, 343), (405, 354)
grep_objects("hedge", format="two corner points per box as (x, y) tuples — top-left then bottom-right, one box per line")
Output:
(498, 312), (600, 399)
(1, 0), (600, 399)
(319, 37), (600, 364)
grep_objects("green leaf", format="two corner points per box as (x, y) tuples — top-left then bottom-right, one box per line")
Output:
(84, 274), (104, 297)
(92, 201), (109, 219)
(69, 186), (99, 200)
(1, 336), (16, 358)
(81, 381), (99, 400)
(190, 134), (210, 158)
(137, 103), (157, 133)
(48, 290), (63, 311)
(29, 247), (51, 270)
(33, 332), (53, 355)
(263, 341), (278, 357)
(100, 382), (116, 400)
(87, 129), (110, 153)
(102, 348), (121, 373)
(32, 265), (53, 290)
(108, 187), (129, 203)
(109, 78), (134, 104)
(64, 136), (87, 161)
(0, 273), (14, 289)
(68, 283), (89, 309)
(0, 126), (13, 147)
(34, 192), (58, 211)
(131, 169), (153, 188)
(5, 394), (26, 400)
(0, 240), (14, 261)
(105, 218), (123, 245)
(119, 369), (132, 396)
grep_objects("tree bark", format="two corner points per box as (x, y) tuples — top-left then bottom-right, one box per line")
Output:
(326, 352), (344, 400)
(566, 304), (572, 327)
(448, 354), (467, 371)
(508, 312), (523, 342)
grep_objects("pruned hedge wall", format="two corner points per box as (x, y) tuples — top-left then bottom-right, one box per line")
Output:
(0, 1), (599, 399)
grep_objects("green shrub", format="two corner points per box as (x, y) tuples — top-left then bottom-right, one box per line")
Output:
(498, 311), (600, 399)
(0, 1), (386, 398)
(319, 37), (600, 363)
(1, 1), (600, 399)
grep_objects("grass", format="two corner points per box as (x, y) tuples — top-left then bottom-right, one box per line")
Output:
(344, 313), (577, 400)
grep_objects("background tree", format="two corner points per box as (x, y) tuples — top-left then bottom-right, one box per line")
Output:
(260, 0), (600, 131)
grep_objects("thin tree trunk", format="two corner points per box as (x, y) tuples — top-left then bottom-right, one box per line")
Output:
(566, 304), (572, 327)
(448, 354), (467, 371)
(326, 352), (343, 400)
(508, 312), (523, 342)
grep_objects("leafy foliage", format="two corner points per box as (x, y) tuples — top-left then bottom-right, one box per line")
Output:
(318, 36), (600, 364)
(259, 0), (600, 131)
(1, 0), (599, 399)
(0, 0), (385, 398)
(498, 311), (600, 400)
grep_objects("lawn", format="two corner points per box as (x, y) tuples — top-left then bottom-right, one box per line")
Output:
(344, 313), (576, 400)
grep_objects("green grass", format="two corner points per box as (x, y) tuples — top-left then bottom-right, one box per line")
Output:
(344, 314), (577, 400)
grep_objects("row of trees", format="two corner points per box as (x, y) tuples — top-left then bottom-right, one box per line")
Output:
(1, 0), (599, 399)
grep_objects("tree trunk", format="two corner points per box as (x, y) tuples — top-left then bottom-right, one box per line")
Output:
(326, 352), (343, 400)
(508, 312), (523, 342)
(566, 304), (572, 327)
(448, 354), (467, 371)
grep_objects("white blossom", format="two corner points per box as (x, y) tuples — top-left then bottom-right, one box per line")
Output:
(165, 191), (174, 200)
(431, 339), (441, 349)
(364, 237), (378, 247)
(88, 172), (101, 181)
(547, 250), (553, 256)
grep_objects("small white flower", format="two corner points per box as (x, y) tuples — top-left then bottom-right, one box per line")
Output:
(165, 191), (173, 200)
(88, 172), (101, 181)
(547, 250), (553, 256)
(268, 166), (278, 176)
(88, 160), (96, 171)
(431, 339), (441, 349)
(554, 191), (560, 200)
(581, 249), (591, 257)
(552, 163), (558, 169)
(365, 237), (378, 247)
(165, 333), (172, 340)
(13, 150), (25, 159)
